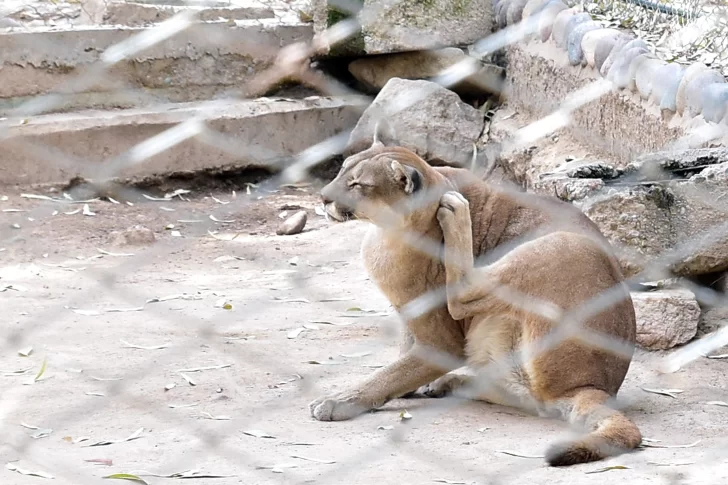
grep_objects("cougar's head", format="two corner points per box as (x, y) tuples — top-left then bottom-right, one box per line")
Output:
(320, 126), (447, 230)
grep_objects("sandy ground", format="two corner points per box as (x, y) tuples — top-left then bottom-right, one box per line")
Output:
(1, 183), (728, 485)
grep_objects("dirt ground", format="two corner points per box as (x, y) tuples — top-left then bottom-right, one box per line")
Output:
(1, 182), (728, 485)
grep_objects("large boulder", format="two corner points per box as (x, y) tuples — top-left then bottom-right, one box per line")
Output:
(345, 78), (485, 168)
(348, 48), (505, 97)
(632, 289), (700, 350)
(311, 0), (494, 56)
(578, 149), (728, 278)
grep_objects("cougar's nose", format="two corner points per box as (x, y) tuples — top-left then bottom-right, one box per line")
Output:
(320, 185), (334, 205)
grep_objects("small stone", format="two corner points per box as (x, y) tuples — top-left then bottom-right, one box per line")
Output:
(632, 289), (700, 350)
(276, 211), (307, 236)
(113, 225), (156, 246)
(348, 48), (505, 97)
(698, 305), (728, 337)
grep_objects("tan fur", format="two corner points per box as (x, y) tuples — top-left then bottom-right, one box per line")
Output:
(309, 137), (642, 467)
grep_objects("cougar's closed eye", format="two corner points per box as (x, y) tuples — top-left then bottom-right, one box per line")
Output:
(347, 180), (371, 189)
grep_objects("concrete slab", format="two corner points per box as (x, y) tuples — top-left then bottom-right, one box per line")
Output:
(0, 95), (369, 186)
(0, 19), (313, 104)
(103, 1), (276, 26)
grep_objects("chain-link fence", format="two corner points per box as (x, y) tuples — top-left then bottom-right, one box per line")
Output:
(2, 0), (728, 484)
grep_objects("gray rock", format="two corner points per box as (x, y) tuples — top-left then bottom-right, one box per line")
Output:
(522, 0), (551, 19)
(701, 83), (728, 123)
(506, 0), (529, 25)
(276, 210), (307, 235)
(588, 151), (728, 277)
(312, 0), (493, 56)
(567, 21), (599, 66)
(581, 28), (621, 68)
(698, 305), (728, 337)
(558, 12), (590, 49)
(532, 176), (604, 202)
(608, 45), (649, 89)
(550, 7), (580, 47)
(348, 48), (505, 96)
(346, 78), (484, 168)
(598, 34), (633, 77)
(635, 58), (666, 100)
(684, 69), (726, 118)
(632, 289), (700, 350)
(649, 62), (685, 111)
(113, 225), (156, 246)
(538, 1), (568, 42)
(675, 63), (710, 116)
(582, 187), (675, 278)
(496, 0), (510, 28)
(627, 53), (657, 93)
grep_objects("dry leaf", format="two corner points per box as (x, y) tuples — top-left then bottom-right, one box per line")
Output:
(6, 463), (54, 479)
(90, 376), (123, 382)
(214, 299), (233, 310)
(168, 402), (199, 409)
(179, 373), (196, 386)
(309, 320), (352, 327)
(199, 412), (231, 421)
(290, 455), (336, 464)
(642, 387), (684, 399)
(97, 249), (134, 257)
(272, 297), (310, 303)
(707, 354), (728, 359)
(121, 340), (169, 350)
(399, 410), (412, 421)
(30, 428), (53, 439)
(103, 473), (148, 484)
(318, 297), (355, 302)
(85, 458), (113, 466)
(82, 204), (96, 216)
(340, 352), (372, 358)
(377, 425), (394, 430)
(243, 429), (276, 439)
(87, 428), (145, 447)
(585, 465), (629, 474)
(287, 328), (305, 339)
(706, 401), (728, 407)
(433, 480), (467, 484)
(177, 364), (232, 373)
(73, 309), (103, 316)
(640, 439), (700, 449)
(164, 383), (176, 391)
(85, 391), (105, 397)
(495, 450), (544, 459)
(18, 346), (33, 357)
(209, 215), (235, 223)
(34, 358), (47, 382)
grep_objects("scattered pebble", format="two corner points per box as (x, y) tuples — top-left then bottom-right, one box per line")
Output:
(276, 211), (307, 236)
(112, 225), (156, 246)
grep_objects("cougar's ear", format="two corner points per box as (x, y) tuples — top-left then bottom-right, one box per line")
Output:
(390, 160), (422, 195)
(371, 118), (396, 149)
(371, 120), (385, 148)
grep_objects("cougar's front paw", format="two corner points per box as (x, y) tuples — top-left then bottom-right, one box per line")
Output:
(437, 191), (469, 230)
(309, 391), (369, 421)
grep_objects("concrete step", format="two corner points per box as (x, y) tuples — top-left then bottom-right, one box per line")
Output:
(0, 95), (369, 186)
(103, 1), (277, 26)
(0, 18), (313, 114)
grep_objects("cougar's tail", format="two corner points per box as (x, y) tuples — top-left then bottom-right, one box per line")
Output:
(545, 388), (642, 467)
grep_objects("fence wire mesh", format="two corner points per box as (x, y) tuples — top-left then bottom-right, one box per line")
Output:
(1, 0), (728, 484)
